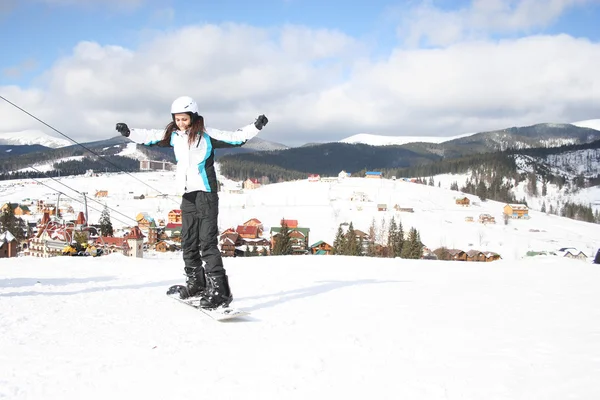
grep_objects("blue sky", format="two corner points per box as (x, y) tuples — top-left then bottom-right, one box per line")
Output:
(2, 0), (599, 86)
(1, 0), (599, 145)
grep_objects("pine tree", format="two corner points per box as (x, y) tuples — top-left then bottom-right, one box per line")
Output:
(346, 222), (361, 256)
(542, 180), (547, 196)
(0, 204), (26, 240)
(98, 205), (114, 237)
(333, 225), (347, 255)
(387, 218), (398, 258)
(394, 219), (404, 258)
(401, 228), (422, 259)
(541, 201), (546, 213)
(366, 218), (378, 257)
(272, 222), (293, 255)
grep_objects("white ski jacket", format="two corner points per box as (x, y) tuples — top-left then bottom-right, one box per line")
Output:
(128, 123), (259, 195)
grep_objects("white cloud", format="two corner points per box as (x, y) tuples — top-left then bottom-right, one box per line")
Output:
(1, 23), (598, 146)
(398, 0), (596, 47)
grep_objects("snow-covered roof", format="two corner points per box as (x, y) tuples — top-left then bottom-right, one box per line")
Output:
(0, 231), (16, 242)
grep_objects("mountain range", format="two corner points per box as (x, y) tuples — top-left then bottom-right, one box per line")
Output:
(1, 120), (599, 180)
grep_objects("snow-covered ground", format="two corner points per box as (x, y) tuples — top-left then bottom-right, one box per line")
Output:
(1, 254), (600, 399)
(2, 168), (600, 399)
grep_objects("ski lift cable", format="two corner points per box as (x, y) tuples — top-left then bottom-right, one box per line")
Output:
(28, 175), (135, 227)
(0, 95), (179, 206)
(28, 166), (138, 225)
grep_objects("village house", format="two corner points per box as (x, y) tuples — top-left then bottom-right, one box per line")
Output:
(136, 212), (158, 244)
(155, 240), (180, 252)
(466, 250), (486, 262)
(478, 214), (496, 224)
(1, 203), (31, 216)
(503, 204), (529, 219)
(456, 197), (471, 206)
(140, 160), (174, 171)
(95, 190), (108, 198)
(484, 252), (502, 262)
(310, 240), (333, 255)
(243, 218), (264, 236)
(236, 225), (259, 239)
(433, 248), (467, 261)
(163, 223), (182, 240)
(308, 174), (320, 182)
(465, 216), (474, 222)
(94, 226), (145, 258)
(219, 231), (242, 257)
(338, 170), (350, 180)
(394, 205), (414, 213)
(377, 204), (387, 212)
(243, 178), (261, 190)
(557, 247), (588, 261)
(168, 209), (182, 224)
(365, 171), (382, 179)
(0, 231), (18, 258)
(270, 220), (310, 255)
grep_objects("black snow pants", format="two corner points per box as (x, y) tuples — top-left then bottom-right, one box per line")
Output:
(180, 190), (224, 275)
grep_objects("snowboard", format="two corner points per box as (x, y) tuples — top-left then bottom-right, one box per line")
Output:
(166, 285), (250, 321)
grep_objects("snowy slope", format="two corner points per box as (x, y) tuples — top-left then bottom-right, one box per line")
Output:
(2, 166), (600, 399)
(1, 254), (600, 399)
(1, 170), (600, 259)
(0, 129), (72, 148)
(340, 132), (472, 146)
(571, 119), (600, 131)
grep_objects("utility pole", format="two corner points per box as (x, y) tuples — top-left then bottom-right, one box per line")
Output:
(83, 193), (89, 226)
(56, 193), (61, 222)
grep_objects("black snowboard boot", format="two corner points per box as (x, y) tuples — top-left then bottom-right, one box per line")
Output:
(178, 267), (207, 299)
(200, 272), (233, 309)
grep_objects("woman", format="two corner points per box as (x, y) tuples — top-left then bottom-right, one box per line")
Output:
(116, 96), (268, 309)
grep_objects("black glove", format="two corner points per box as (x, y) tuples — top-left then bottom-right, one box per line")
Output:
(254, 115), (268, 130)
(116, 123), (130, 137)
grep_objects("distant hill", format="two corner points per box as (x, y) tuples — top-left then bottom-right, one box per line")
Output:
(0, 130), (72, 148)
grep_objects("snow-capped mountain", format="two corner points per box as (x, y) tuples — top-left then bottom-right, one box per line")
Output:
(571, 119), (600, 132)
(339, 132), (472, 146)
(244, 136), (289, 151)
(0, 130), (72, 148)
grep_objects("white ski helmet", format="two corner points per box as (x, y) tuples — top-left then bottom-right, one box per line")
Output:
(171, 96), (199, 115)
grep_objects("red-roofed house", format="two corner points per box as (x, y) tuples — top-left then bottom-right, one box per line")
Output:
(243, 178), (261, 190)
(280, 219), (298, 228)
(168, 209), (182, 224)
(236, 225), (259, 239)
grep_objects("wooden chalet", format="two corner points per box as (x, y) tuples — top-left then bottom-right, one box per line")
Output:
(484, 252), (502, 261)
(503, 204), (529, 219)
(365, 171), (382, 179)
(433, 248), (467, 261)
(168, 209), (182, 224)
(243, 178), (261, 190)
(478, 214), (496, 224)
(219, 232), (242, 257)
(466, 250), (486, 262)
(270, 225), (310, 255)
(236, 225), (259, 239)
(0, 231), (18, 258)
(164, 223), (182, 239)
(456, 197), (470, 206)
(310, 240), (333, 255)
(243, 218), (264, 233)
(280, 219), (298, 229)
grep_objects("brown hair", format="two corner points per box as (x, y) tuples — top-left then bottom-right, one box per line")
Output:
(160, 114), (206, 147)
